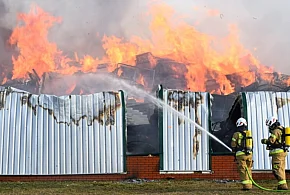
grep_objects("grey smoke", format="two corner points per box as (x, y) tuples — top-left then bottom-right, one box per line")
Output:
(0, 0), (6, 17)
(41, 72), (146, 99)
(0, 0), (289, 74)
(0, 0), (11, 44)
(0, 0), (13, 82)
(170, 0), (290, 74)
(1, 0), (145, 58)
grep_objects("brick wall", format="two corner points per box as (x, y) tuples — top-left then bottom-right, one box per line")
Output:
(0, 155), (289, 181)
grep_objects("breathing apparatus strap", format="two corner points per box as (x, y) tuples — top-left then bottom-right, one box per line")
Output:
(267, 127), (286, 151)
(277, 126), (289, 152)
(240, 131), (252, 154)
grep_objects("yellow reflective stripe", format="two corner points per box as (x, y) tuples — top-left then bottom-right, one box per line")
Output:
(242, 180), (252, 184)
(236, 150), (252, 156)
(270, 149), (284, 155)
(232, 138), (236, 141)
(278, 180), (287, 185)
(270, 134), (277, 139)
(237, 133), (243, 145)
(236, 151), (245, 156)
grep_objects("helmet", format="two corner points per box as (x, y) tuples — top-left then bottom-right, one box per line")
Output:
(266, 116), (278, 127)
(236, 118), (247, 127)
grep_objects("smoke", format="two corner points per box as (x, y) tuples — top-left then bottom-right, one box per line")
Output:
(0, 0), (13, 82)
(0, 0), (146, 58)
(167, 0), (290, 74)
(41, 72), (147, 99)
(0, 0), (289, 74)
(0, 0), (11, 51)
(0, 0), (8, 45)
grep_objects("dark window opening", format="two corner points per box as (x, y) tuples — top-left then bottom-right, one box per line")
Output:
(211, 96), (242, 154)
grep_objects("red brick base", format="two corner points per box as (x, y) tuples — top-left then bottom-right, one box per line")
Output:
(0, 155), (288, 181)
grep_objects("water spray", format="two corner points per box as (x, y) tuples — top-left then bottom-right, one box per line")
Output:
(147, 90), (233, 152)
(101, 75), (232, 152)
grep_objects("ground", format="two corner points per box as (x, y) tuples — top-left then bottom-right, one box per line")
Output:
(0, 179), (289, 195)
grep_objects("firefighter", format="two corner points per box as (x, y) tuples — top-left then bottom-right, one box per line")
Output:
(261, 116), (288, 190)
(231, 117), (253, 190)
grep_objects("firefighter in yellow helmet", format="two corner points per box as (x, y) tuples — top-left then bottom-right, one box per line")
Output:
(231, 117), (253, 190)
(261, 116), (288, 190)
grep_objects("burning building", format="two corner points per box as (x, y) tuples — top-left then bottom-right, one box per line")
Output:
(0, 3), (290, 157)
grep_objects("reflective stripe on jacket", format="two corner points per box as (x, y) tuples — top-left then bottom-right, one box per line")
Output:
(269, 148), (284, 155)
(236, 151), (246, 156)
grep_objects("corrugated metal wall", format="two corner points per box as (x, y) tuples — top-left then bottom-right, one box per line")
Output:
(0, 87), (126, 175)
(244, 91), (290, 170)
(158, 86), (211, 172)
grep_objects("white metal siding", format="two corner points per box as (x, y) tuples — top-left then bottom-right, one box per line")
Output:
(245, 91), (290, 170)
(0, 87), (126, 175)
(160, 88), (211, 172)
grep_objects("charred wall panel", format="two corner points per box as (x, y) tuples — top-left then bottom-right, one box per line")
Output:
(158, 86), (211, 172)
(0, 87), (126, 175)
(242, 91), (290, 170)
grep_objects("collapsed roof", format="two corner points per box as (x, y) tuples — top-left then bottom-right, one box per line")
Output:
(1, 52), (290, 155)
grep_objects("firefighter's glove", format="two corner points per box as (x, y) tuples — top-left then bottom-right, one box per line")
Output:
(261, 139), (268, 144)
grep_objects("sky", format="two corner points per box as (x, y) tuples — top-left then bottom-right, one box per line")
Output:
(0, 0), (289, 74)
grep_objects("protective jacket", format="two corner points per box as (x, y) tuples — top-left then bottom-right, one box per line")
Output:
(264, 126), (284, 155)
(262, 126), (288, 190)
(231, 131), (252, 156)
(231, 130), (253, 190)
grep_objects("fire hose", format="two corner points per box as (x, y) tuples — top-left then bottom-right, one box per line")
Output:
(245, 167), (290, 192)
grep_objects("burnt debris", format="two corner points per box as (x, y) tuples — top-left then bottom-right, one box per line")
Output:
(1, 52), (290, 155)
(1, 69), (41, 94)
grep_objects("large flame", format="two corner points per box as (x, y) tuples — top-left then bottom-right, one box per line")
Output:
(5, 2), (287, 95)
(9, 5), (76, 79)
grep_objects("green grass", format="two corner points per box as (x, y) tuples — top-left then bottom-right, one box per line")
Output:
(0, 179), (289, 195)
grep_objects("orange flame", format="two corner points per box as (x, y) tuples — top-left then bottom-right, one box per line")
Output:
(136, 74), (145, 86)
(81, 55), (99, 73)
(66, 83), (76, 94)
(9, 5), (72, 79)
(1, 77), (7, 85)
(6, 2), (289, 95)
(287, 78), (290, 86)
(117, 68), (123, 77)
(98, 4), (276, 94)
